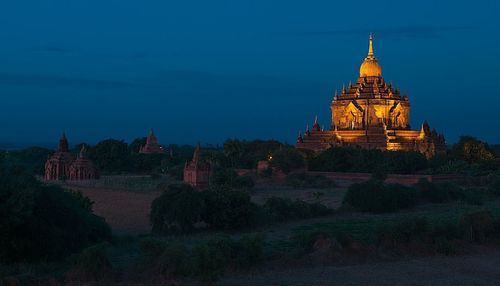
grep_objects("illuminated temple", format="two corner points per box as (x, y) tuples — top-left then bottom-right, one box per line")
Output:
(296, 35), (445, 157)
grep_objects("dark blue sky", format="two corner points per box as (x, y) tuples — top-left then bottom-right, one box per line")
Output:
(0, 0), (499, 146)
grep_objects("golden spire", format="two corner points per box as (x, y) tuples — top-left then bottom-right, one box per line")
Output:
(359, 33), (382, 77)
(367, 33), (374, 58)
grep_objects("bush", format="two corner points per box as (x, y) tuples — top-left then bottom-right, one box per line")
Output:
(308, 147), (427, 174)
(488, 177), (500, 195)
(285, 172), (336, 189)
(192, 236), (234, 282)
(211, 168), (238, 187)
(140, 238), (191, 277)
(233, 176), (255, 189)
(376, 218), (429, 247)
(235, 234), (265, 267)
(452, 136), (495, 163)
(90, 139), (131, 173)
(269, 148), (305, 174)
(202, 188), (258, 230)
(459, 211), (494, 243)
(69, 243), (112, 281)
(139, 234), (266, 282)
(456, 188), (485, 205)
(167, 164), (184, 181)
(0, 168), (111, 262)
(416, 179), (451, 203)
(263, 197), (331, 222)
(343, 180), (419, 213)
(376, 218), (461, 254)
(150, 184), (205, 234)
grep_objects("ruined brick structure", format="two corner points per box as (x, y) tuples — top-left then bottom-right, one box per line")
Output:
(139, 129), (165, 154)
(44, 133), (75, 180)
(296, 34), (446, 158)
(44, 133), (99, 181)
(69, 145), (99, 180)
(183, 144), (211, 188)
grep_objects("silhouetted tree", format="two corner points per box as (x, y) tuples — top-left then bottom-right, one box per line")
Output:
(90, 139), (131, 173)
(452, 136), (495, 163)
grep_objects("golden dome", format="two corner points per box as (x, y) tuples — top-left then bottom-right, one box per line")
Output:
(359, 34), (382, 77)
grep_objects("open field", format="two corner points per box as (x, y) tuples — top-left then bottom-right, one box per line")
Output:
(63, 176), (346, 235)
(219, 249), (500, 286)
(28, 175), (500, 285)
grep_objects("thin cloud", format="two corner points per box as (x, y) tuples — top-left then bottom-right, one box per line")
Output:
(286, 26), (473, 40)
(30, 45), (74, 54)
(0, 73), (145, 89)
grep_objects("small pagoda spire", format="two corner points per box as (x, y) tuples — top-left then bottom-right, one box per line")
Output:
(367, 33), (374, 58)
(313, 115), (320, 131)
(79, 144), (87, 159)
(192, 142), (201, 163)
(58, 131), (69, 152)
(296, 131), (303, 143)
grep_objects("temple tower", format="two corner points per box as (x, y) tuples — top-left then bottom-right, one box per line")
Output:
(297, 35), (446, 157)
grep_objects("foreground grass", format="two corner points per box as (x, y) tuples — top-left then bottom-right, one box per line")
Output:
(5, 195), (500, 284)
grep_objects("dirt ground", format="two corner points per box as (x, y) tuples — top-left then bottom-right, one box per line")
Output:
(219, 250), (500, 286)
(64, 177), (346, 235)
(69, 185), (160, 235)
(62, 177), (500, 285)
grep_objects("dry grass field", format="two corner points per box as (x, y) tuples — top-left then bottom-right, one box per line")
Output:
(219, 249), (500, 286)
(63, 176), (346, 235)
(63, 176), (165, 235)
(58, 176), (500, 285)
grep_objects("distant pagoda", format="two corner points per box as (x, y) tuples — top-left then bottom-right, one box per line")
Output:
(139, 129), (165, 154)
(44, 132), (75, 180)
(296, 34), (446, 158)
(44, 133), (99, 181)
(69, 145), (99, 180)
(183, 144), (211, 188)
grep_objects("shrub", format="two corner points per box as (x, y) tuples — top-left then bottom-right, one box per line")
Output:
(416, 180), (487, 205)
(308, 147), (427, 174)
(455, 188), (485, 205)
(263, 197), (331, 222)
(488, 177), (500, 195)
(376, 218), (429, 247)
(415, 179), (452, 203)
(167, 164), (184, 181)
(192, 236), (234, 282)
(90, 139), (131, 173)
(269, 148), (305, 174)
(343, 180), (419, 213)
(452, 136), (495, 163)
(150, 184), (205, 234)
(67, 189), (94, 211)
(235, 234), (265, 267)
(69, 243), (111, 281)
(0, 168), (111, 262)
(233, 175), (255, 189)
(211, 168), (238, 187)
(202, 188), (258, 230)
(459, 211), (495, 243)
(139, 238), (191, 277)
(285, 172), (336, 189)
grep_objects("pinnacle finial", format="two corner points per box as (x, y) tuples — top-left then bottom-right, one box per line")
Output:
(368, 33), (374, 58)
